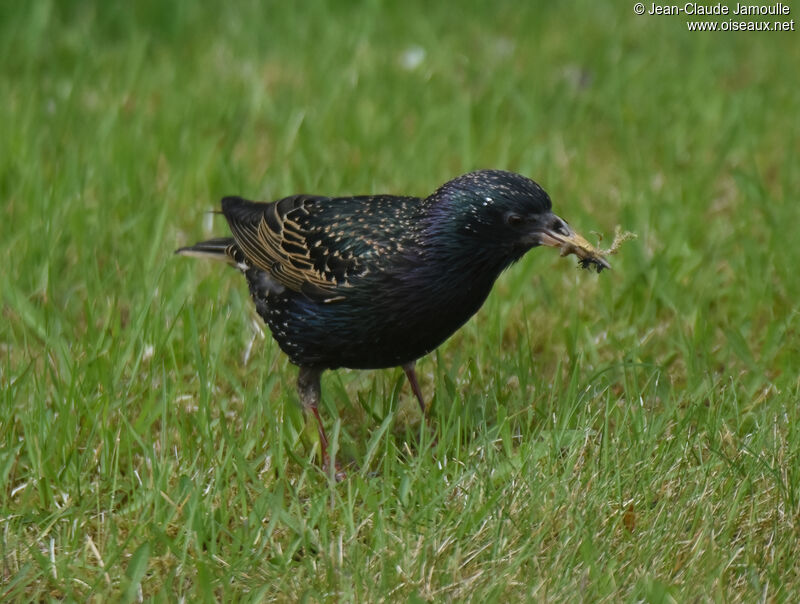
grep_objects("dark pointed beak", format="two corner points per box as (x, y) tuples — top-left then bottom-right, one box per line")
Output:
(533, 213), (611, 272)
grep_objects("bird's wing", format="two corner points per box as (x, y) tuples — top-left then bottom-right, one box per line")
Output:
(221, 194), (419, 301)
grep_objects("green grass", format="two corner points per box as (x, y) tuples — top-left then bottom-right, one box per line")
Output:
(2, 0), (800, 600)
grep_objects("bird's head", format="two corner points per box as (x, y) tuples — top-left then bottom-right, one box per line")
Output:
(429, 170), (610, 271)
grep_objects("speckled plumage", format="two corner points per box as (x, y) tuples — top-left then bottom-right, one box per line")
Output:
(177, 170), (600, 472)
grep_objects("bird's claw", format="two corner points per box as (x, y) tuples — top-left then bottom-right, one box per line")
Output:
(322, 455), (348, 482)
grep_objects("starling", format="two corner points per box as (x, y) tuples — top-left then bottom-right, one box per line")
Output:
(177, 170), (608, 472)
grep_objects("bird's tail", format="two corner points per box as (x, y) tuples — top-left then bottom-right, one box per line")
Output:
(175, 237), (242, 267)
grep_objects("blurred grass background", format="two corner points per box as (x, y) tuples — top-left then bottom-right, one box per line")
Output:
(2, 0), (799, 600)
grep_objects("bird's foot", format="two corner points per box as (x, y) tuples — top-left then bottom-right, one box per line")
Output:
(322, 455), (348, 482)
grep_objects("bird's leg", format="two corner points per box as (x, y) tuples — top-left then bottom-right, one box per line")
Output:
(297, 366), (344, 479)
(402, 361), (426, 414)
(297, 366), (327, 458)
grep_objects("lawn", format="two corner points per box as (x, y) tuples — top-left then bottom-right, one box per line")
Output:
(2, 1), (799, 600)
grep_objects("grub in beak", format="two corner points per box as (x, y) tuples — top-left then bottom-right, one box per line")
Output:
(537, 215), (612, 273)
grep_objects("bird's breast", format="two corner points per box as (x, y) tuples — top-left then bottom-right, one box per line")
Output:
(246, 245), (508, 370)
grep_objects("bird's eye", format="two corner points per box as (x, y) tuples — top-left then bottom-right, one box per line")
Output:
(551, 218), (570, 237)
(505, 213), (524, 227)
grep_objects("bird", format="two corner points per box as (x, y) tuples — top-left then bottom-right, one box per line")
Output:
(176, 169), (608, 474)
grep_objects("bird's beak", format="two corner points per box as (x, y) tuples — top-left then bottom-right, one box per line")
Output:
(533, 213), (612, 271)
